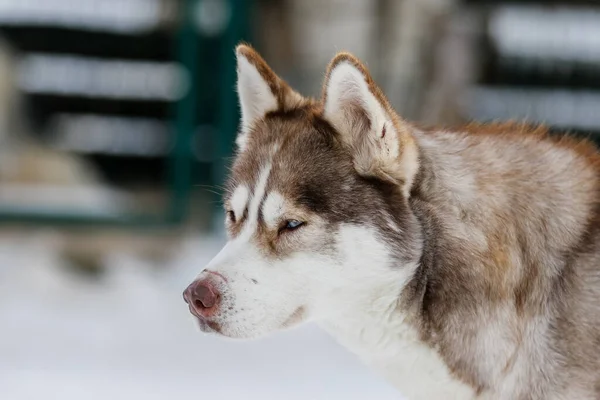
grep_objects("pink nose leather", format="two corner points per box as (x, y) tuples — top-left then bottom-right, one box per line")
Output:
(183, 281), (218, 315)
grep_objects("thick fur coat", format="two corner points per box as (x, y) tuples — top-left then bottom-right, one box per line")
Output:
(184, 44), (600, 399)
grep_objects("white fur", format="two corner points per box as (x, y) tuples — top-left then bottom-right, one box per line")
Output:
(245, 163), (272, 232)
(236, 55), (278, 150)
(262, 191), (285, 229)
(229, 185), (249, 221)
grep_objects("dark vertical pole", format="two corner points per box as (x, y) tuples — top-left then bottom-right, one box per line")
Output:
(213, 0), (251, 231)
(169, 0), (200, 224)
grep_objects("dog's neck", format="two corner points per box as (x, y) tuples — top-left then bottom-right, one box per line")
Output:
(314, 134), (480, 399)
(316, 269), (475, 400)
(314, 225), (472, 399)
(317, 267), (415, 356)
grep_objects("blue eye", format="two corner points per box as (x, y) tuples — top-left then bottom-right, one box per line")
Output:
(284, 220), (304, 230)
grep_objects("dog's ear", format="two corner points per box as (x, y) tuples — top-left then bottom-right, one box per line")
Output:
(235, 44), (304, 150)
(322, 53), (419, 194)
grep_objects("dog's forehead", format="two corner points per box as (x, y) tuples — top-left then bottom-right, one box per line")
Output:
(228, 113), (349, 207)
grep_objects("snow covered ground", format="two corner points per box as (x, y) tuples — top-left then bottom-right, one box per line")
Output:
(0, 233), (403, 400)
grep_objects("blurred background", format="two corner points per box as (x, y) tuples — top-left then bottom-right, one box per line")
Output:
(1, 0), (599, 399)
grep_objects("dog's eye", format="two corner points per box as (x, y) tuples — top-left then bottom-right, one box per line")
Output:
(226, 210), (236, 223)
(281, 219), (304, 232)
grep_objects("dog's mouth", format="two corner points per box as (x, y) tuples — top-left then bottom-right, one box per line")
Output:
(196, 317), (223, 334)
(281, 306), (306, 329)
(193, 306), (307, 337)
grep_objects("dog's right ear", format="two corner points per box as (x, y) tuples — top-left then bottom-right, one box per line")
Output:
(322, 53), (419, 194)
(235, 44), (304, 150)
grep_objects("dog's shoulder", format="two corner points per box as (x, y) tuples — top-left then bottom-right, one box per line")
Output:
(406, 121), (600, 398)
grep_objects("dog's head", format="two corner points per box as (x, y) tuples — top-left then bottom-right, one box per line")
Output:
(184, 45), (422, 339)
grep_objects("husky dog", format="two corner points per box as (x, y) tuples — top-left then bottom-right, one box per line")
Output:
(184, 44), (600, 399)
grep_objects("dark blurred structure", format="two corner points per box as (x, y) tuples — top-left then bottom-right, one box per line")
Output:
(467, 0), (600, 143)
(0, 0), (249, 229)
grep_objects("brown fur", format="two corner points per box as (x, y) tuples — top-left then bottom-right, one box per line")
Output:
(458, 121), (600, 170)
(407, 119), (600, 397)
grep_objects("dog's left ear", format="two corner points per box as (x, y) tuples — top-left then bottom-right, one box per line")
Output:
(322, 53), (419, 194)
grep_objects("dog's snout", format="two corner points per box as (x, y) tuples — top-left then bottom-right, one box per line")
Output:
(184, 280), (219, 315)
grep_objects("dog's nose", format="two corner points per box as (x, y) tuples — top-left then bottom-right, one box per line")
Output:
(183, 280), (218, 315)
